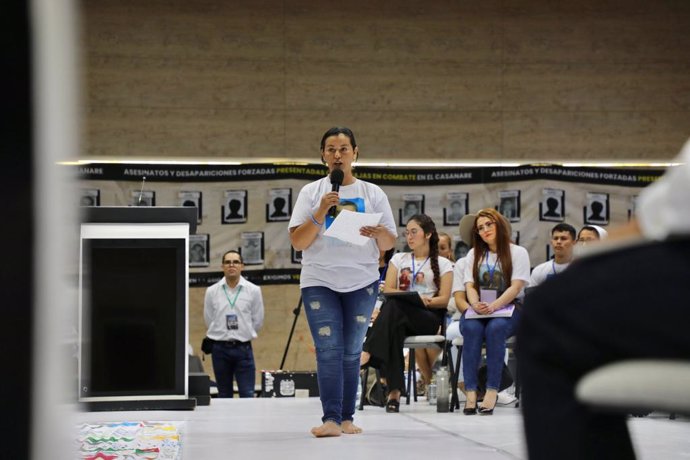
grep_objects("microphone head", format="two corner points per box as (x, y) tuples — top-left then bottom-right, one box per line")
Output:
(330, 168), (344, 186)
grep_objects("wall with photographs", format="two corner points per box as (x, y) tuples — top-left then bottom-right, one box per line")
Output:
(76, 163), (664, 379)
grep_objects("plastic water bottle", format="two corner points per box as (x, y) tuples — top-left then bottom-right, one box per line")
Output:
(427, 381), (437, 405)
(436, 366), (450, 413)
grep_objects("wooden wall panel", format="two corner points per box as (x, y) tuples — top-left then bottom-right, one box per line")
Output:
(81, 0), (690, 163)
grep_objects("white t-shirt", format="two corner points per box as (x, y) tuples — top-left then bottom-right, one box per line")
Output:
(289, 176), (397, 292)
(463, 244), (531, 298)
(529, 260), (571, 287)
(451, 257), (468, 294)
(388, 252), (453, 296)
(638, 138), (690, 240)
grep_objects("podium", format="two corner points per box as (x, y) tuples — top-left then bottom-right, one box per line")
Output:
(79, 207), (197, 410)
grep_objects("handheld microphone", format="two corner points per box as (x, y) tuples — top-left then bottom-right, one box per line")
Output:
(137, 176), (147, 205)
(329, 168), (344, 217)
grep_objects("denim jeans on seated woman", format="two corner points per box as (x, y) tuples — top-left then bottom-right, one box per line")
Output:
(302, 281), (378, 425)
(460, 309), (521, 392)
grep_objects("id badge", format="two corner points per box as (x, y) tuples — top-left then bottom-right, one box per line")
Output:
(226, 314), (239, 330)
(480, 288), (497, 303)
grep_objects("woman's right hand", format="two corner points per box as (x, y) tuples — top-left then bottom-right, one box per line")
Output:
(472, 301), (492, 315)
(319, 191), (340, 214)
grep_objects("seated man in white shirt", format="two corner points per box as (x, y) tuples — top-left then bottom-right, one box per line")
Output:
(529, 223), (576, 287)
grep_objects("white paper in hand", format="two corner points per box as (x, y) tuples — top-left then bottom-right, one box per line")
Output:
(323, 209), (383, 246)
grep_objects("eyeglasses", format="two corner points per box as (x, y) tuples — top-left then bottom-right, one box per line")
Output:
(476, 221), (496, 233)
(223, 260), (243, 266)
(403, 228), (421, 237)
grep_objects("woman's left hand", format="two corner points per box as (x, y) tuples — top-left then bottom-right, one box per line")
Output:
(360, 224), (383, 239)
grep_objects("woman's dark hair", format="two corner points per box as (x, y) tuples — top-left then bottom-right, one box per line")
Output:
(471, 208), (512, 291)
(578, 225), (601, 240)
(320, 126), (357, 151)
(407, 214), (440, 292)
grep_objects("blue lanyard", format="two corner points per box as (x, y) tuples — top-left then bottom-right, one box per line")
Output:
(222, 284), (242, 308)
(411, 255), (429, 288)
(484, 252), (499, 283)
(551, 260), (558, 276)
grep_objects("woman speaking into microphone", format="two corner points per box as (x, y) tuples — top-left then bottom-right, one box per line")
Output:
(289, 127), (397, 437)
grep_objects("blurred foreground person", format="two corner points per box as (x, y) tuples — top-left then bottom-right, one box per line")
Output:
(518, 139), (690, 459)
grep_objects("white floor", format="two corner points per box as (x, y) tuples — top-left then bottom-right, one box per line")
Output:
(73, 397), (690, 459)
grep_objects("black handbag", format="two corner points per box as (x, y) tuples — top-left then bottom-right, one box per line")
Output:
(201, 337), (214, 354)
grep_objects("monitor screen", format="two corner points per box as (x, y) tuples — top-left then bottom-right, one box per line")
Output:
(80, 238), (186, 398)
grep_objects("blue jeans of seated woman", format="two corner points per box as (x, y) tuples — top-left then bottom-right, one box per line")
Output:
(302, 281), (378, 425)
(460, 309), (521, 392)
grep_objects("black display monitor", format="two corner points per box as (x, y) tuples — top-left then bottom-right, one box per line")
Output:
(80, 238), (186, 399)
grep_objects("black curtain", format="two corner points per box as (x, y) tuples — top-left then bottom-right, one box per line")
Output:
(1, 1), (34, 458)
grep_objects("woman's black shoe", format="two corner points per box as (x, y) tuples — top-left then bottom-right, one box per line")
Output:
(463, 402), (477, 415)
(385, 398), (400, 413)
(478, 402), (496, 415)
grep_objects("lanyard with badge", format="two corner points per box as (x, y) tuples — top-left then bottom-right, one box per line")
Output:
(411, 255), (429, 291)
(222, 284), (242, 330)
(480, 251), (499, 303)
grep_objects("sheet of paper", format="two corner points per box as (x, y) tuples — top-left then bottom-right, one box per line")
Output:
(465, 304), (515, 319)
(323, 209), (383, 246)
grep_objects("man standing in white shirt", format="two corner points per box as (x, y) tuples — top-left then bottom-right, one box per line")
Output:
(529, 223), (577, 287)
(204, 250), (264, 398)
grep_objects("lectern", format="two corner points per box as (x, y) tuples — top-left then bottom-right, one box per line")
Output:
(79, 207), (197, 410)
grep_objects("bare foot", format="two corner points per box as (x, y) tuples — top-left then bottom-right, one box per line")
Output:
(310, 421), (342, 438)
(341, 420), (363, 434)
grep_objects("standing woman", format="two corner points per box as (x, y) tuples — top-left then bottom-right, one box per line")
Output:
(461, 208), (530, 415)
(362, 214), (453, 412)
(289, 127), (397, 437)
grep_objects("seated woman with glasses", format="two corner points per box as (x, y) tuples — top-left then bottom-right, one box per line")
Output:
(461, 208), (530, 415)
(360, 214), (453, 413)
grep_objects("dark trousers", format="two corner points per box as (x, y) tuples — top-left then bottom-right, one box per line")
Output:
(211, 342), (255, 398)
(364, 298), (442, 393)
(517, 239), (690, 460)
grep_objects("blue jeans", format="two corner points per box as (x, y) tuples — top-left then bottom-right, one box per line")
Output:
(211, 342), (256, 398)
(302, 281), (378, 425)
(460, 309), (521, 392)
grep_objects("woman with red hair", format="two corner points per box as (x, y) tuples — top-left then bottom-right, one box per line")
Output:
(460, 208), (530, 415)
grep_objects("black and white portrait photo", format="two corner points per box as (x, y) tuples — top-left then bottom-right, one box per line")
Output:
(399, 193), (425, 226)
(80, 189), (100, 207)
(189, 234), (210, 267)
(291, 246), (303, 264)
(444, 192), (468, 226)
(583, 192), (609, 225)
(267, 188), (292, 222)
(511, 230), (520, 246)
(179, 191), (202, 224)
(498, 190), (520, 222)
(222, 190), (248, 224)
(539, 188), (565, 222)
(628, 195), (638, 222)
(241, 231), (264, 265)
(131, 190), (155, 207)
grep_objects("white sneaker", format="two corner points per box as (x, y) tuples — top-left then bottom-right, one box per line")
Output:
(497, 385), (517, 405)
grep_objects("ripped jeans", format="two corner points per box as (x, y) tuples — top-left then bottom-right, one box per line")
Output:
(302, 281), (378, 425)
